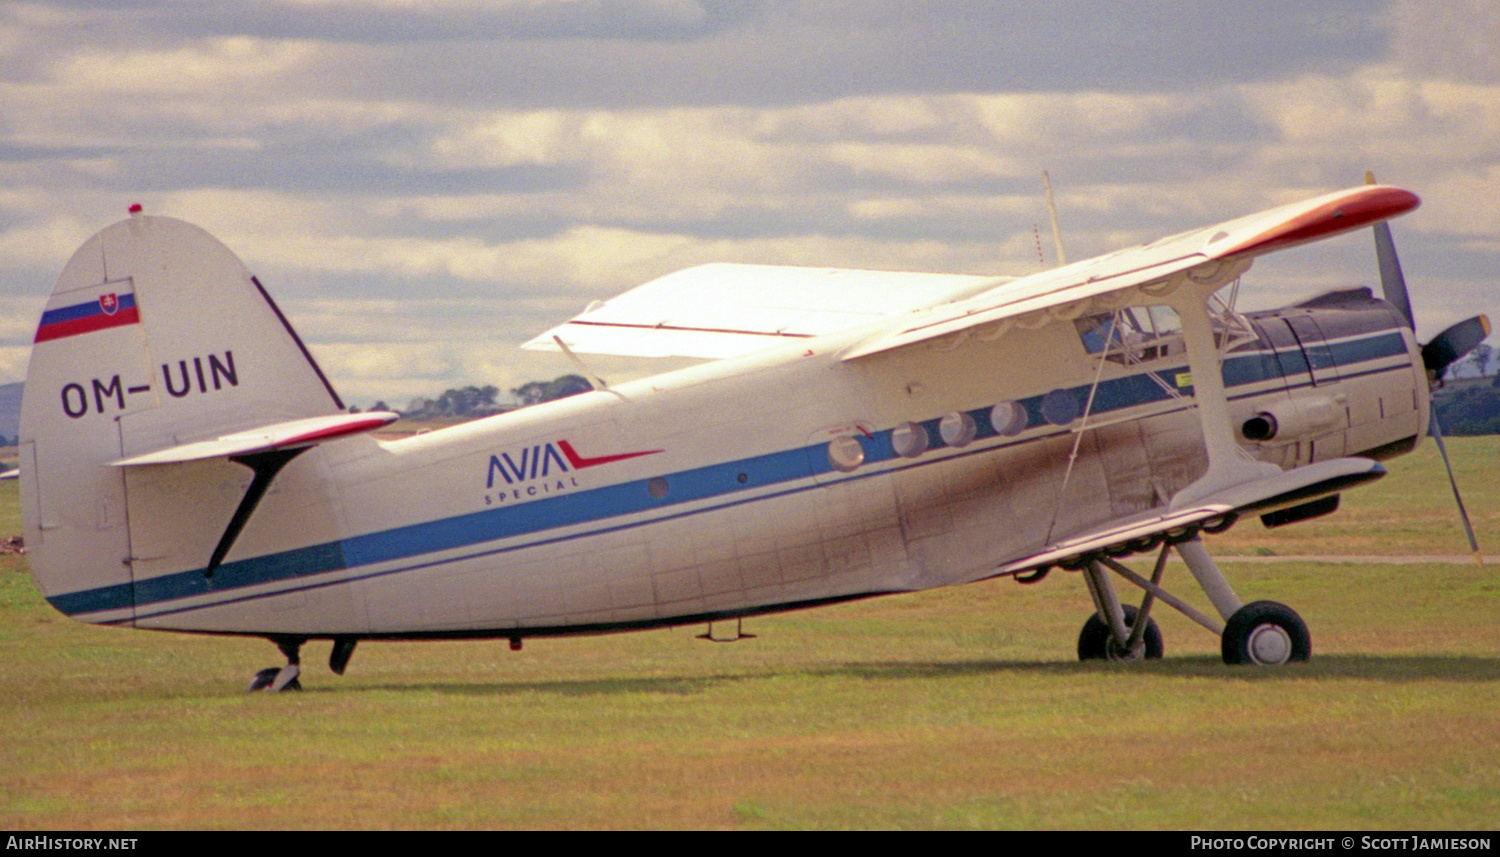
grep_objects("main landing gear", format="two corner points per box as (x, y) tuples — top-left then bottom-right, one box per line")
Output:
(248, 635), (360, 692)
(1073, 536), (1310, 666)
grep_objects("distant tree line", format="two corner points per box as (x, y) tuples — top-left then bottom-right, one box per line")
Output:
(396, 385), (504, 420)
(362, 374), (595, 420)
(510, 374), (595, 407)
(1433, 376), (1500, 435)
(1448, 343), (1494, 380)
(1430, 344), (1500, 435)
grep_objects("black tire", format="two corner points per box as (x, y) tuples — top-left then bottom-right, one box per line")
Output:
(1077, 604), (1164, 661)
(1221, 600), (1310, 665)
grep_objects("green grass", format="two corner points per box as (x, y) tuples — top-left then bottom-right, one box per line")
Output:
(1, 439), (1498, 829)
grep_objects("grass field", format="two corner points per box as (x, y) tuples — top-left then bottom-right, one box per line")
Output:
(1, 438), (1497, 829)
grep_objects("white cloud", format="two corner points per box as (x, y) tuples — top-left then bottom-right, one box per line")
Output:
(1390, 0), (1500, 85)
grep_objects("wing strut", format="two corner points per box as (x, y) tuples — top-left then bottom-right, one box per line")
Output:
(1046, 310), (1120, 543)
(552, 335), (612, 393)
(1164, 260), (1281, 509)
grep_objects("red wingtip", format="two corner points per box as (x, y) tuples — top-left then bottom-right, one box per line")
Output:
(1225, 186), (1421, 258)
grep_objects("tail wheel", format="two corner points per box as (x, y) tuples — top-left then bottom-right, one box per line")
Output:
(1221, 600), (1310, 665)
(1078, 604), (1164, 662)
(248, 667), (302, 692)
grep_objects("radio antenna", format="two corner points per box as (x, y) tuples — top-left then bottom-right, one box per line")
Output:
(1043, 170), (1068, 266)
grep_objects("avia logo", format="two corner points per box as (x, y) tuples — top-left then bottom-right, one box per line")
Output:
(486, 440), (662, 489)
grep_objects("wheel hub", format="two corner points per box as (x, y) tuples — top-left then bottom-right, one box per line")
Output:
(1246, 623), (1293, 665)
(1107, 637), (1145, 661)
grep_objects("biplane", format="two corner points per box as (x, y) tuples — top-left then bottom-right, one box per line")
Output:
(17, 182), (1487, 690)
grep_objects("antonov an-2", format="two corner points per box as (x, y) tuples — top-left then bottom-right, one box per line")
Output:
(18, 182), (1488, 690)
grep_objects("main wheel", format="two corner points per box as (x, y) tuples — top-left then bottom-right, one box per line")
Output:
(1221, 600), (1310, 665)
(1077, 605), (1164, 661)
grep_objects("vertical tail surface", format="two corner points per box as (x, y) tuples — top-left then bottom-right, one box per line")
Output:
(20, 214), (347, 622)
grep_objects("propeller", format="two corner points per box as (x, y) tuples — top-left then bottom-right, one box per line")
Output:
(1366, 172), (1487, 565)
(1423, 315), (1492, 378)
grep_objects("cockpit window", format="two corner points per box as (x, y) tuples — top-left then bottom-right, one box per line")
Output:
(1075, 306), (1183, 363)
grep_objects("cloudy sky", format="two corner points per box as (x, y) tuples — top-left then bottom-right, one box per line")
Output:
(2, 0), (1496, 408)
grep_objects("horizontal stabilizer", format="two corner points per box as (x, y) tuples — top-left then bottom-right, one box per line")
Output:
(523, 263), (1001, 359)
(1001, 457), (1386, 574)
(111, 412), (399, 466)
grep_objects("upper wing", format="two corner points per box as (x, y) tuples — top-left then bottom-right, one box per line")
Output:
(522, 262), (1002, 359)
(521, 185), (1419, 362)
(840, 185), (1420, 360)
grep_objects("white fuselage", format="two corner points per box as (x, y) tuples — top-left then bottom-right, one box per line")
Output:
(113, 298), (1426, 638)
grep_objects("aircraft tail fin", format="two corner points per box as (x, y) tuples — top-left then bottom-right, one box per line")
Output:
(19, 212), (351, 621)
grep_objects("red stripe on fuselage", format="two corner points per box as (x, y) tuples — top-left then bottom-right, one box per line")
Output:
(557, 440), (663, 469)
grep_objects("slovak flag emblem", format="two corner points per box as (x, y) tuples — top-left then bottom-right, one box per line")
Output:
(33, 287), (140, 343)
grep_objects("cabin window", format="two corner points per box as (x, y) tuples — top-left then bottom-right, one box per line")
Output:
(1041, 388), (1082, 425)
(939, 412), (976, 447)
(827, 436), (864, 472)
(891, 422), (929, 458)
(1074, 306), (1182, 364)
(990, 401), (1027, 436)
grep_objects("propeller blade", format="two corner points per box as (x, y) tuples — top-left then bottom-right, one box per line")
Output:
(1373, 221), (1416, 328)
(1367, 170), (1416, 327)
(1428, 411), (1484, 566)
(1422, 315), (1493, 377)
(1366, 173), (1483, 565)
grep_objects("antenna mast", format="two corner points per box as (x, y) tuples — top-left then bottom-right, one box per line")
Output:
(1043, 170), (1068, 266)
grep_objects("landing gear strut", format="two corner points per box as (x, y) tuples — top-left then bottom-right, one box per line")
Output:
(248, 636), (362, 691)
(1069, 536), (1310, 666)
(1077, 604), (1163, 661)
(1078, 555), (1166, 662)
